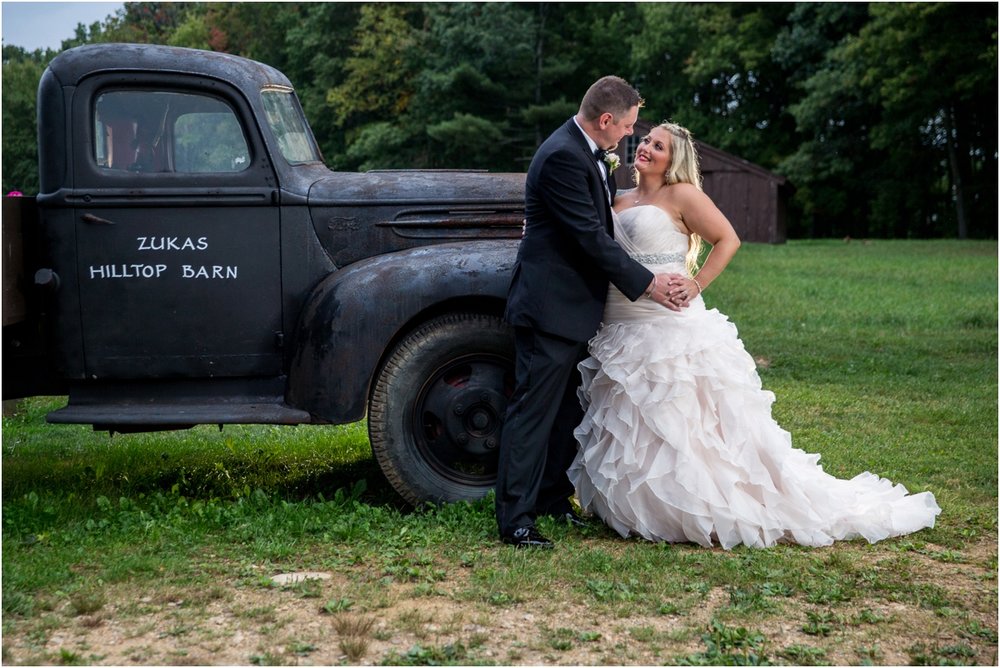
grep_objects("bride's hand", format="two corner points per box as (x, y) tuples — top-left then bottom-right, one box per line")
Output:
(646, 273), (684, 312)
(666, 275), (699, 308)
(648, 273), (698, 312)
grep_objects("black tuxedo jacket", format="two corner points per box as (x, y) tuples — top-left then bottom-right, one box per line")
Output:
(505, 118), (654, 342)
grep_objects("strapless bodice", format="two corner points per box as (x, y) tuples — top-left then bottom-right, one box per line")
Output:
(605, 205), (697, 324)
(613, 205), (689, 270)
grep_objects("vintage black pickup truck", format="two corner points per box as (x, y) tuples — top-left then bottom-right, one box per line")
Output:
(3, 43), (526, 506)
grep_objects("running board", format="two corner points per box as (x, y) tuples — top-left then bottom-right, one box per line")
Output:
(47, 401), (312, 430)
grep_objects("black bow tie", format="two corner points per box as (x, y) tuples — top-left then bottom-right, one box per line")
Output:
(593, 147), (607, 161)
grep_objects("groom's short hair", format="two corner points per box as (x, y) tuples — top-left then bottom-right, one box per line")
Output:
(579, 76), (643, 121)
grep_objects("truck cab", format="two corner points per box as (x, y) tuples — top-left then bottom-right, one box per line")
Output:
(4, 43), (526, 505)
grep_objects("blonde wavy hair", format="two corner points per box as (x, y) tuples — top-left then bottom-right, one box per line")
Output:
(644, 121), (704, 275)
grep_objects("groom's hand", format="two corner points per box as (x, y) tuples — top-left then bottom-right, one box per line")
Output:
(646, 273), (689, 312)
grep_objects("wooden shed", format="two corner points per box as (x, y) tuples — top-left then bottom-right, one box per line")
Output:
(613, 121), (789, 243)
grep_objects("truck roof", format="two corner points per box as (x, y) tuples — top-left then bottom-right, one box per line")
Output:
(44, 43), (293, 91)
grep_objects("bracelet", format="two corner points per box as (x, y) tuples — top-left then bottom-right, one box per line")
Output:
(643, 283), (654, 299)
(692, 277), (703, 295)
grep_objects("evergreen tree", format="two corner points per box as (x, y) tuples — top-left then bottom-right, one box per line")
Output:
(414, 2), (537, 169)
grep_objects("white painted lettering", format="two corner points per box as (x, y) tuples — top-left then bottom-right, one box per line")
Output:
(137, 236), (209, 251)
(88, 263), (169, 279)
(181, 264), (238, 279)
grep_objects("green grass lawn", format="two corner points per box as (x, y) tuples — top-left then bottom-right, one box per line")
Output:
(2, 239), (996, 666)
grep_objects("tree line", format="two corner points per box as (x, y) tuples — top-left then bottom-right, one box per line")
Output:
(2, 2), (996, 239)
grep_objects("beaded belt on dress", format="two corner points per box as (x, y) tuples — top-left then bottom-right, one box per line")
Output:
(629, 252), (685, 264)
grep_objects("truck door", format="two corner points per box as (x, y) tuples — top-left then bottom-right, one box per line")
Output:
(70, 80), (282, 378)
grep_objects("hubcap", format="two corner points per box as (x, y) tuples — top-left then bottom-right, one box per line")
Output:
(414, 354), (513, 484)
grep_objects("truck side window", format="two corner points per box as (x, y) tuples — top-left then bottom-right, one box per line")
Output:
(94, 90), (250, 173)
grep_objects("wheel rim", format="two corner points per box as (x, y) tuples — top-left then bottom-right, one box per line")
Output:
(412, 352), (513, 487)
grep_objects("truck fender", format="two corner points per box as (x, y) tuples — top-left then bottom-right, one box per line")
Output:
(287, 239), (518, 423)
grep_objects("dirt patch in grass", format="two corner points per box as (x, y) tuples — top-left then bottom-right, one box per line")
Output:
(3, 538), (996, 666)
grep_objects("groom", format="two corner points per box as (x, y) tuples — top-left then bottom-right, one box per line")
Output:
(496, 76), (680, 548)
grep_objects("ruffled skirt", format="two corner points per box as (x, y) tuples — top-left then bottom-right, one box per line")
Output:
(568, 298), (940, 549)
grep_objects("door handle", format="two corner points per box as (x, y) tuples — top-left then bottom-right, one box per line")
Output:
(81, 213), (115, 225)
(34, 268), (60, 292)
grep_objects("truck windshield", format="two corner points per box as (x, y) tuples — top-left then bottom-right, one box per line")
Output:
(261, 87), (321, 165)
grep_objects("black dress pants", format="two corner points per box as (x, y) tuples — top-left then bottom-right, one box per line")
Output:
(495, 326), (588, 537)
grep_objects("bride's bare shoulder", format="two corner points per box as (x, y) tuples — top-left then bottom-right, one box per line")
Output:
(661, 182), (713, 211)
(662, 182), (701, 199)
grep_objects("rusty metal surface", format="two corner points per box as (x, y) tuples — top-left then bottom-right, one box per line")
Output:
(44, 43), (291, 90)
(287, 239), (518, 423)
(308, 170), (526, 204)
(46, 377), (310, 428)
(307, 171), (525, 267)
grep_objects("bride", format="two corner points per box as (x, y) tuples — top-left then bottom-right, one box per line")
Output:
(568, 121), (941, 549)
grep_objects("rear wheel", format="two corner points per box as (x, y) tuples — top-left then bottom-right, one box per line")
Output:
(368, 313), (515, 505)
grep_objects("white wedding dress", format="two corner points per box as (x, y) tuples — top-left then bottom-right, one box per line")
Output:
(568, 205), (940, 549)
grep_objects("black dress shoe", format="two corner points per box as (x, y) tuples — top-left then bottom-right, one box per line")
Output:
(502, 526), (554, 549)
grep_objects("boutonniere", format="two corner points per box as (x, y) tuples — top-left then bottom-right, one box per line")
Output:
(604, 152), (621, 173)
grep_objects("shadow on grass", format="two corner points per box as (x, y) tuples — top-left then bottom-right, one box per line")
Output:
(3, 399), (407, 510)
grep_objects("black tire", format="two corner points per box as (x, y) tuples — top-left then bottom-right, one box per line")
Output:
(368, 313), (515, 506)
